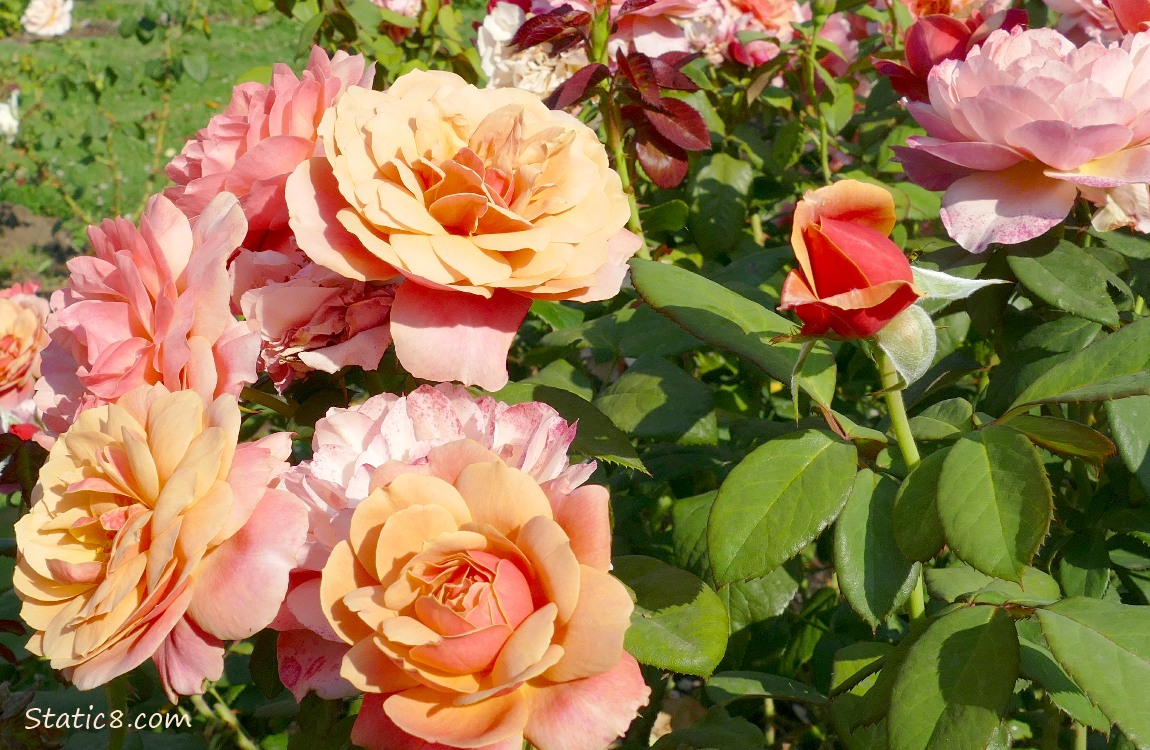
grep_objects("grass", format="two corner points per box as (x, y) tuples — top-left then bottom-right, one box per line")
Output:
(0, 0), (301, 243)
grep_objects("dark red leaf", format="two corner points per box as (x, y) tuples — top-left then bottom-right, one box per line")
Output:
(543, 63), (610, 110)
(617, 0), (659, 17)
(656, 51), (702, 68)
(0, 641), (17, 665)
(634, 129), (689, 189)
(616, 51), (661, 107)
(511, 6), (591, 51)
(644, 98), (711, 151)
(0, 619), (25, 636)
(649, 56), (699, 91)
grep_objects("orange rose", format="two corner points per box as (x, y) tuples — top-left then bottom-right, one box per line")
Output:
(285, 70), (641, 390)
(320, 440), (649, 750)
(0, 282), (48, 412)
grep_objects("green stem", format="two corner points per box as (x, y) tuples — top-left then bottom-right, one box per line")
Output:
(191, 691), (260, 750)
(105, 675), (129, 750)
(878, 349), (925, 624)
(1073, 722), (1087, 750)
(1041, 701), (1062, 750)
(598, 88), (646, 243)
(240, 385), (298, 419)
(803, 16), (831, 184)
(878, 350), (920, 469)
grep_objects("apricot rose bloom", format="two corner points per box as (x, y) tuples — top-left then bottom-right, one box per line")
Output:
(273, 383), (597, 701)
(285, 70), (641, 391)
(0, 282), (49, 414)
(14, 385), (307, 700)
(320, 441), (648, 750)
(778, 181), (921, 339)
(896, 27), (1150, 251)
(34, 194), (259, 436)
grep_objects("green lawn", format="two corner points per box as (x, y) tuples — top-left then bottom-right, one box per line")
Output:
(0, 1), (300, 247)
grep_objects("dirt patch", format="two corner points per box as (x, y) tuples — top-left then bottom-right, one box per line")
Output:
(0, 203), (73, 285)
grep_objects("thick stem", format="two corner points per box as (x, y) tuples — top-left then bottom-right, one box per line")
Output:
(1073, 722), (1087, 750)
(1041, 700), (1062, 750)
(105, 675), (129, 750)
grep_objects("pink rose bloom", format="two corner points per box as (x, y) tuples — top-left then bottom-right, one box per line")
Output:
(239, 263), (396, 391)
(1110, 0), (1150, 32)
(896, 27), (1150, 252)
(1045, 0), (1122, 43)
(272, 383), (597, 703)
(529, 0), (720, 57)
(34, 193), (259, 435)
(902, 0), (1011, 19)
(14, 385), (307, 701)
(374, 0), (421, 14)
(164, 47), (374, 254)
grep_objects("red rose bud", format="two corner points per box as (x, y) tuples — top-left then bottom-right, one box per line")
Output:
(778, 180), (922, 340)
(874, 7), (1028, 102)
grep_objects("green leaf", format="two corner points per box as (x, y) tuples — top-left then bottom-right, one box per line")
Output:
(834, 470), (920, 627)
(250, 629), (284, 699)
(1007, 240), (1120, 326)
(1003, 414), (1116, 461)
(708, 430), (858, 585)
(936, 426), (1053, 581)
(1058, 528), (1112, 599)
(833, 625), (927, 731)
(688, 153), (752, 257)
(529, 299), (584, 331)
(595, 356), (715, 442)
(489, 383), (646, 472)
(889, 607), (1020, 750)
(672, 492), (717, 578)
(1109, 395), (1150, 495)
(182, 53), (210, 83)
(925, 563), (1061, 606)
(1016, 619), (1110, 732)
(614, 555), (728, 676)
(629, 258), (836, 407)
(640, 199), (690, 234)
(909, 398), (973, 442)
(1007, 317), (1150, 417)
(706, 671), (827, 706)
(892, 447), (949, 562)
(541, 301), (700, 359)
(1038, 598), (1150, 748)
(1091, 229), (1150, 260)
(718, 565), (801, 631)
(650, 707), (764, 750)
(819, 80), (856, 135)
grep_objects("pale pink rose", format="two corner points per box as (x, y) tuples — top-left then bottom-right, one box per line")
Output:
(318, 439), (647, 750)
(14, 384), (307, 701)
(21, 0), (72, 37)
(896, 27), (1150, 252)
(530, 0), (729, 58)
(0, 282), (48, 413)
(33, 193), (260, 435)
(1045, 0), (1122, 43)
(164, 46), (374, 254)
(285, 70), (641, 391)
(239, 263), (396, 391)
(273, 383), (597, 701)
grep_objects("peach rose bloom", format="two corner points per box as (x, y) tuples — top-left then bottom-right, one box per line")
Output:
(285, 69), (641, 391)
(165, 46), (374, 253)
(33, 193), (259, 436)
(14, 384), (307, 700)
(21, 0), (72, 37)
(0, 282), (49, 413)
(320, 440), (648, 750)
(273, 383), (597, 702)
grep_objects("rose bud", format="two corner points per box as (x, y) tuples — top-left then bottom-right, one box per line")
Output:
(778, 180), (922, 340)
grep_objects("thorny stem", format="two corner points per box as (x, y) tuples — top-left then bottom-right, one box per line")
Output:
(240, 385), (298, 419)
(878, 349), (926, 623)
